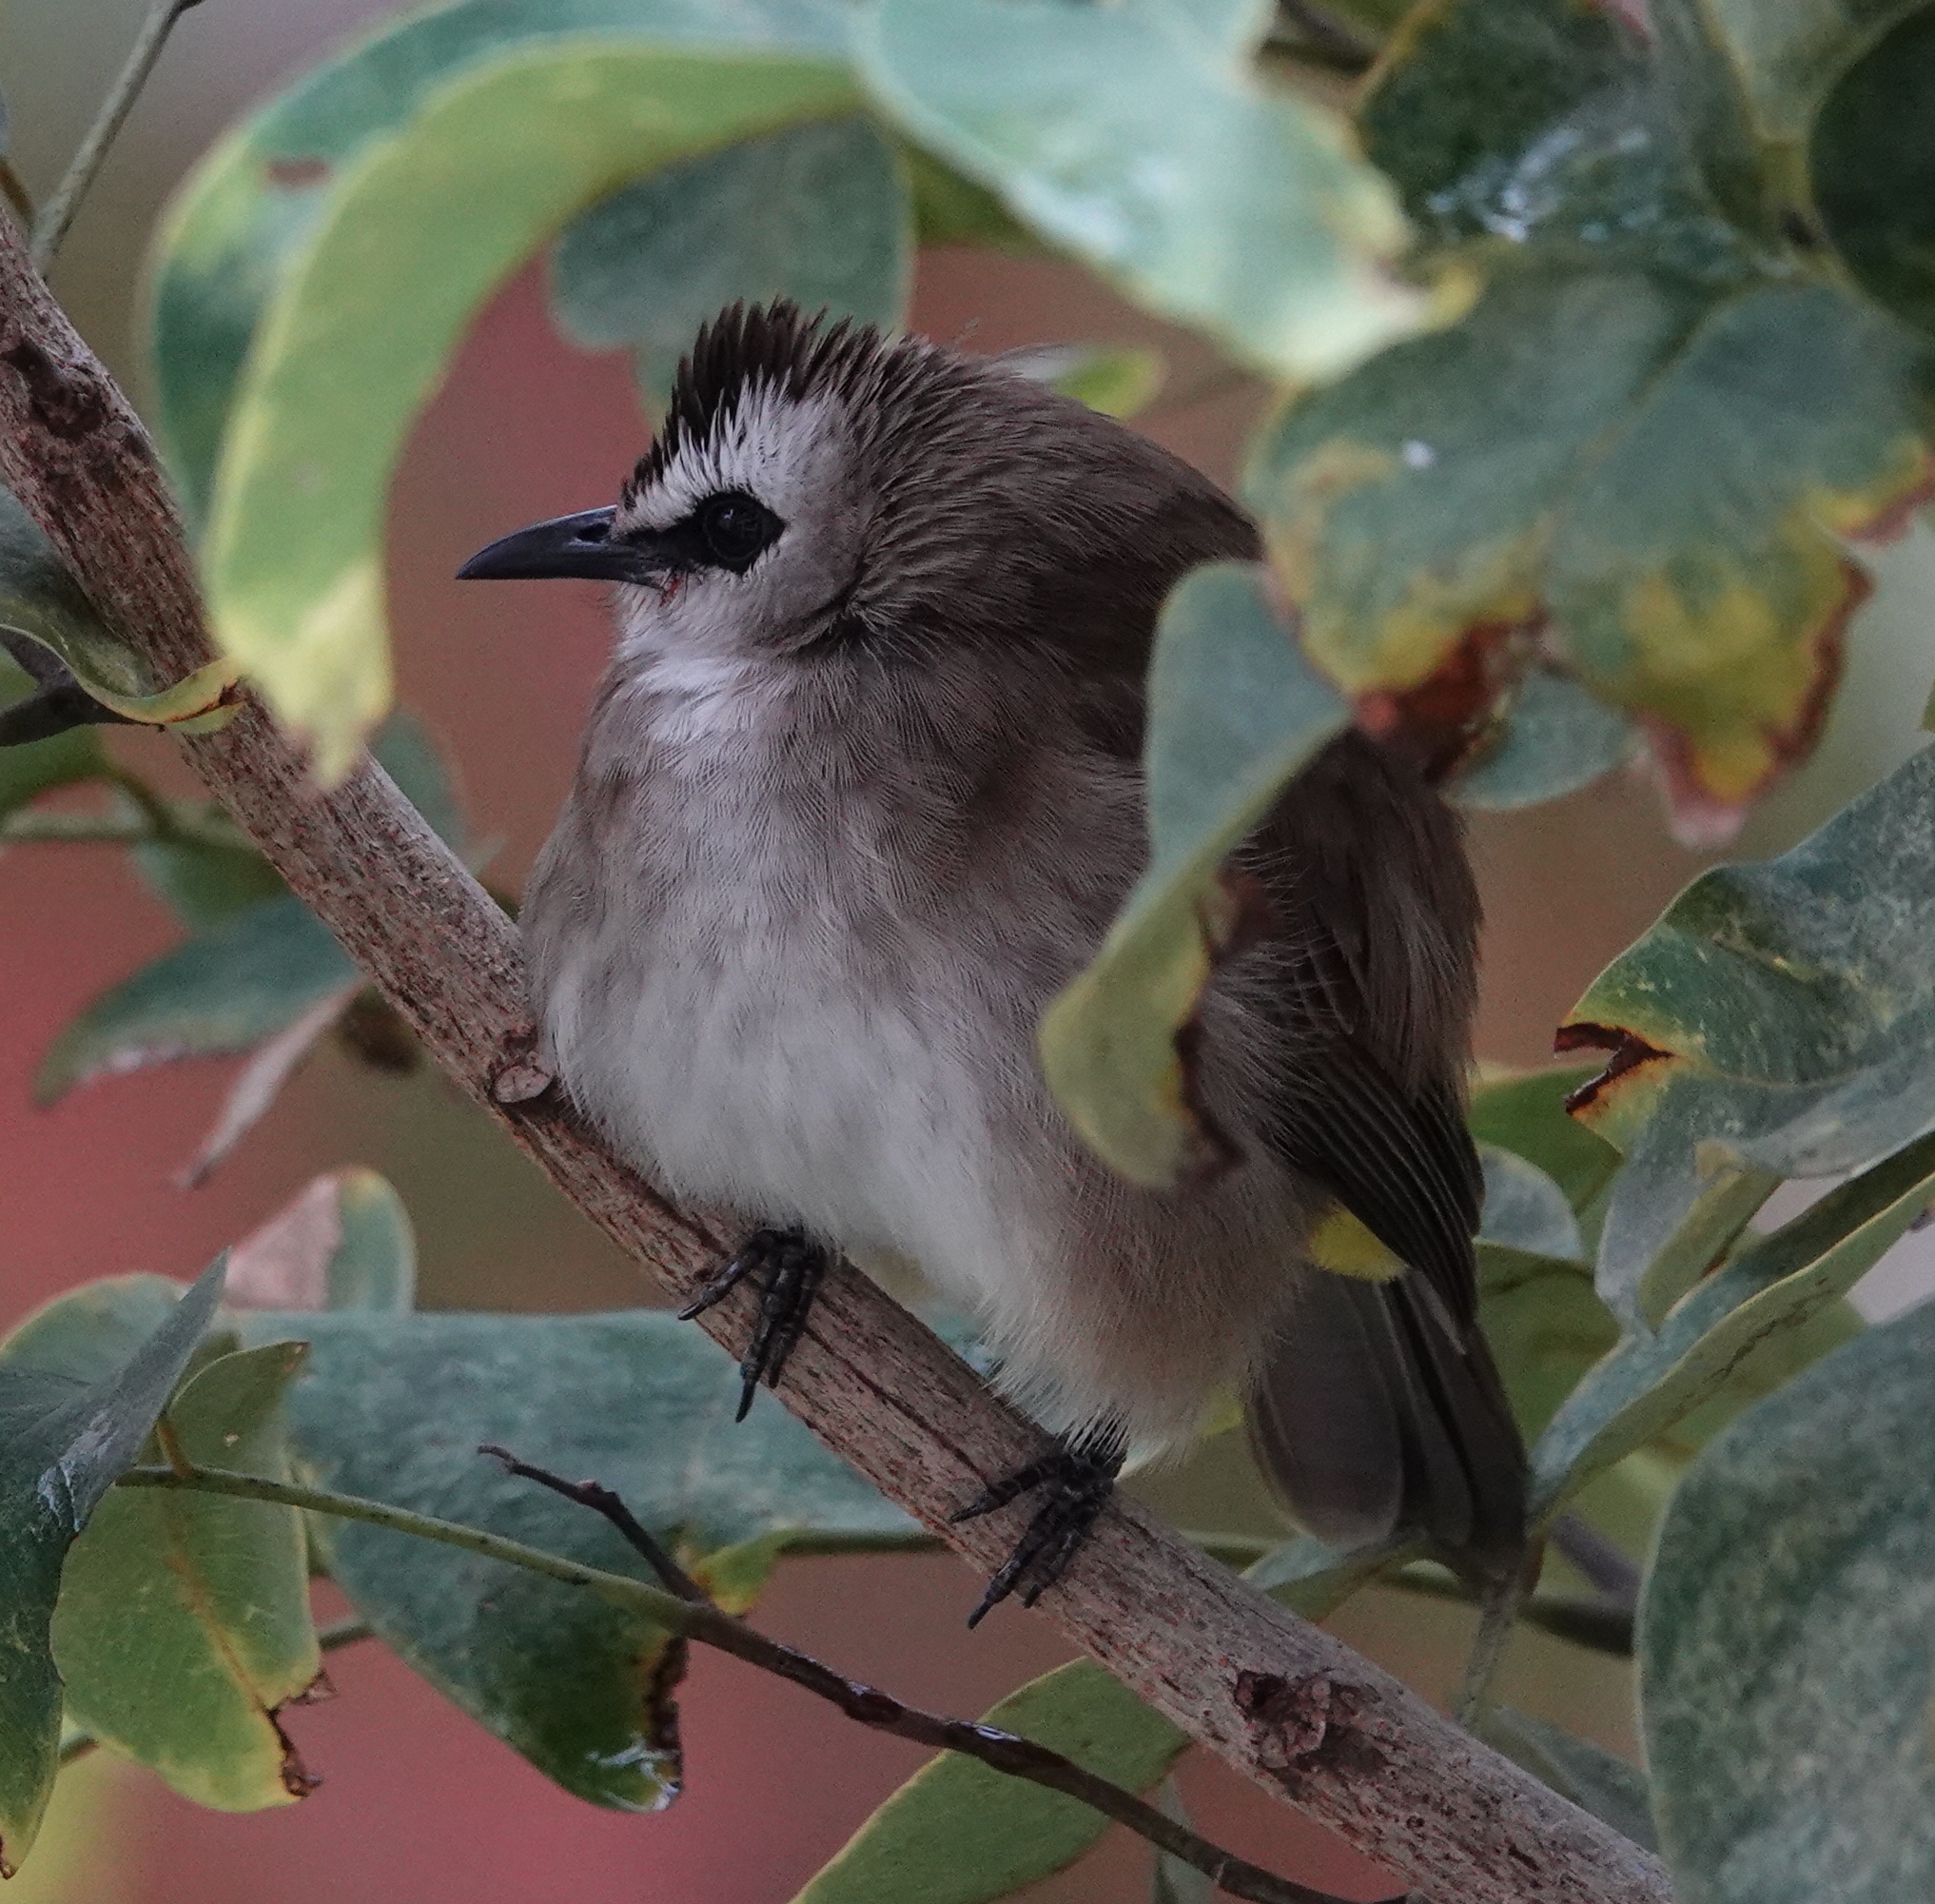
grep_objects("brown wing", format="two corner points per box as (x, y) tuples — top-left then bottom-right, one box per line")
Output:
(1240, 732), (1527, 1564)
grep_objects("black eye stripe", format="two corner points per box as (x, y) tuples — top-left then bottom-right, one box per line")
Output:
(618, 488), (784, 577)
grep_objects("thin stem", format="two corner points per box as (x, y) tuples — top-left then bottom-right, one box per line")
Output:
(30, 0), (205, 271)
(117, 1462), (1393, 1904)
(1454, 1558), (1537, 1729)
(0, 161), (33, 227)
(1384, 1566), (1632, 1659)
(58, 1612), (374, 1767)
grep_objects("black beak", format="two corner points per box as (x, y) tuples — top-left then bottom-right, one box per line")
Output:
(457, 507), (660, 583)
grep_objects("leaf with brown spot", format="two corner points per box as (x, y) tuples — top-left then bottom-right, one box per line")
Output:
(0, 1260), (225, 1874)
(1559, 745), (1935, 1318)
(49, 1343), (321, 1813)
(1246, 0), (1935, 834)
(231, 1305), (916, 1810)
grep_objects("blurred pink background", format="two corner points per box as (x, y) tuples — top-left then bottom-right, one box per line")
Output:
(4, 3), (1933, 1899)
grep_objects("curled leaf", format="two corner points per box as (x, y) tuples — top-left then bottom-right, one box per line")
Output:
(1039, 562), (1348, 1188)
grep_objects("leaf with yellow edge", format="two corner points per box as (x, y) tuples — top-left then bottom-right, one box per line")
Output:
(51, 1343), (321, 1813)
(1040, 562), (1347, 1188)
(1248, 0), (1935, 834)
(200, 34), (859, 777)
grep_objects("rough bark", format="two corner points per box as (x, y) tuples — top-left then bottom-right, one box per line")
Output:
(0, 209), (1671, 1904)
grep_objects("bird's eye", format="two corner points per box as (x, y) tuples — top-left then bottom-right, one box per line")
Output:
(696, 490), (781, 571)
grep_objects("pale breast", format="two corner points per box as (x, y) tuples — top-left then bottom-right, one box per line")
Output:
(522, 657), (1315, 1444)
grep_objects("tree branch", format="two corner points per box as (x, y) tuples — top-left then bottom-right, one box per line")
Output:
(0, 209), (1672, 1904)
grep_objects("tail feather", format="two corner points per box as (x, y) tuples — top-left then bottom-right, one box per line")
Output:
(1247, 1271), (1527, 1570)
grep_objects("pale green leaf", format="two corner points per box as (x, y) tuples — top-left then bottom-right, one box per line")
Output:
(192, 31), (858, 776)
(854, 0), (1424, 383)
(1478, 1146), (1583, 1261)
(1640, 1292), (1935, 1899)
(35, 895), (356, 1106)
(1481, 1708), (1656, 1854)
(1530, 1130), (1935, 1521)
(147, 0), (852, 526)
(1449, 669), (1635, 813)
(1039, 561), (1348, 1187)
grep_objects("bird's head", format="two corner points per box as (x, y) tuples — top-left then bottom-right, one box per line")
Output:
(458, 301), (1255, 670)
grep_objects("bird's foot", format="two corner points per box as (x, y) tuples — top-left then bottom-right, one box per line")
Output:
(952, 1428), (1126, 1627)
(679, 1227), (828, 1422)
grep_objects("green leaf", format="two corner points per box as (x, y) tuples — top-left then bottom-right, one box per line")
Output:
(854, 0), (1425, 383)
(999, 344), (1167, 420)
(1695, 0), (1926, 146)
(1449, 669), (1635, 813)
(0, 658), (106, 824)
(51, 1345), (319, 1812)
(0, 487), (156, 707)
(899, 142), (1035, 249)
(1480, 1708), (1656, 1854)
(192, 29), (857, 779)
(232, 1307), (915, 1809)
(1039, 561), (1349, 1187)
(1529, 1129), (1935, 1522)
(1248, 263), (1932, 835)
(792, 1659), (1186, 1904)
(1478, 1146), (1582, 1261)
(1476, 1244), (1616, 1446)
(1810, 6), (1935, 341)
(1244, 1531), (1412, 1615)
(130, 834), (288, 932)
(1149, 1777), (1214, 1904)
(225, 1169), (417, 1315)
(1253, 0), (1935, 831)
(1562, 745), (1935, 1313)
(551, 114), (911, 411)
(0, 1258), (225, 1875)
(1468, 1063), (1622, 1218)
(35, 894), (357, 1106)
(1639, 1291), (1935, 1899)
(147, 0), (852, 528)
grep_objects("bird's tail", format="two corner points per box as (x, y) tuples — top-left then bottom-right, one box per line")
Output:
(1246, 1270), (1528, 1573)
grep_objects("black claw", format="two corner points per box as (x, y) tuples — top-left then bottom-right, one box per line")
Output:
(956, 1428), (1126, 1627)
(682, 1227), (828, 1418)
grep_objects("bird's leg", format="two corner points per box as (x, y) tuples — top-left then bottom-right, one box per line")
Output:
(679, 1227), (829, 1422)
(951, 1425), (1127, 1627)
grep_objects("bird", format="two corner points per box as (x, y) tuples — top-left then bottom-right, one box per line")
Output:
(459, 301), (1527, 1622)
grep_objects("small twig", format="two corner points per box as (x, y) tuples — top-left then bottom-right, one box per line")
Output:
(1551, 1515), (1643, 1612)
(120, 1460), (1388, 1904)
(478, 1442), (707, 1603)
(30, 0), (206, 270)
(58, 1612), (373, 1768)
